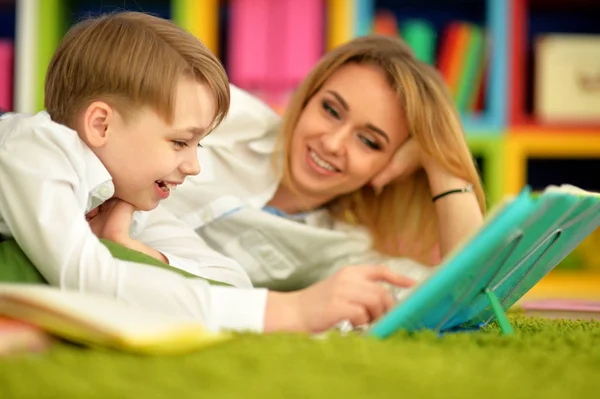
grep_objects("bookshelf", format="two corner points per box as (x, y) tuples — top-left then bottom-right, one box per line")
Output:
(2, 0), (599, 270)
(505, 0), (600, 275)
(366, 0), (509, 135)
(509, 0), (600, 131)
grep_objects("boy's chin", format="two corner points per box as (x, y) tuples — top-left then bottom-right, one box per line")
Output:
(134, 201), (160, 212)
(121, 196), (159, 212)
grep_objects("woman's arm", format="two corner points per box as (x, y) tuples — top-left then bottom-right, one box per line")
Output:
(371, 137), (485, 260)
(424, 160), (484, 258)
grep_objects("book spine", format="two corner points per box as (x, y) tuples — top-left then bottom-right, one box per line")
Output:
(0, 40), (13, 111)
(227, 0), (270, 91)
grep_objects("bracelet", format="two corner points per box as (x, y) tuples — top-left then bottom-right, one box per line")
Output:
(432, 184), (474, 202)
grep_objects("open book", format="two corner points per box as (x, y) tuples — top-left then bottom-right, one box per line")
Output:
(369, 184), (600, 338)
(0, 284), (230, 354)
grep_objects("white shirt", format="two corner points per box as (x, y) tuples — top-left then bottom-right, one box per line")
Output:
(0, 111), (268, 333)
(162, 85), (433, 291)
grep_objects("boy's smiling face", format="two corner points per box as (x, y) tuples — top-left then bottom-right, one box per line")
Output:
(80, 76), (216, 211)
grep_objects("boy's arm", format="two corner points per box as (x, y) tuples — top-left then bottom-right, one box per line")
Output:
(131, 205), (254, 288)
(0, 126), (267, 333)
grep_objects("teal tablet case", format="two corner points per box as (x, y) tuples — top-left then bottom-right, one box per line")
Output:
(369, 185), (600, 338)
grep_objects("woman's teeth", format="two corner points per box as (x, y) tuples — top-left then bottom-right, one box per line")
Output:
(310, 150), (338, 172)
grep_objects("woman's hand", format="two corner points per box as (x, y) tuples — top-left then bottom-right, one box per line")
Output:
(370, 136), (464, 194)
(264, 265), (415, 333)
(370, 137), (437, 192)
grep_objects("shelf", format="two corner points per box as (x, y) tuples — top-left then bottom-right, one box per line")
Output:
(510, 121), (600, 134)
(467, 135), (504, 207)
(518, 270), (600, 301)
(503, 132), (600, 194)
(462, 114), (504, 136)
(509, 0), (600, 129)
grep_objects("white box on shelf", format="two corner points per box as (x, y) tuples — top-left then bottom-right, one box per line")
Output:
(534, 34), (600, 123)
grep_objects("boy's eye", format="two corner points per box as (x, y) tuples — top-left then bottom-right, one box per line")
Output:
(359, 135), (381, 151)
(173, 140), (188, 148)
(322, 100), (340, 119)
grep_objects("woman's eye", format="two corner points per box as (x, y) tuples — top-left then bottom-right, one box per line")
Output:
(322, 100), (340, 119)
(173, 140), (188, 148)
(359, 135), (381, 151)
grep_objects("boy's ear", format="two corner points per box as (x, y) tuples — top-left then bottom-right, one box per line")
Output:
(81, 101), (113, 148)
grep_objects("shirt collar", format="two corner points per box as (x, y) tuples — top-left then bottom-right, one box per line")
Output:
(81, 144), (114, 212)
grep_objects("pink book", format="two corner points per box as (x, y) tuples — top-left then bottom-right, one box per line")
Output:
(259, 0), (323, 108)
(278, 0), (324, 90)
(227, 0), (270, 91)
(0, 40), (13, 112)
(521, 299), (600, 321)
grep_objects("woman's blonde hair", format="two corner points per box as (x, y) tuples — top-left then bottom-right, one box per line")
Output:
(45, 11), (229, 132)
(276, 35), (486, 265)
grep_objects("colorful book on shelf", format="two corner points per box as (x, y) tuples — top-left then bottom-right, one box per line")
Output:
(437, 22), (469, 99)
(369, 184), (600, 338)
(373, 10), (399, 36)
(326, 0), (353, 50)
(0, 40), (13, 112)
(455, 24), (486, 111)
(0, 284), (231, 355)
(271, 0), (323, 91)
(401, 19), (437, 65)
(469, 56), (488, 113)
(228, 0), (270, 90)
(354, 0), (374, 37)
(229, 0), (323, 107)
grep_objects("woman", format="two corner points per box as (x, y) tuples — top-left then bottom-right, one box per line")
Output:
(163, 34), (485, 293)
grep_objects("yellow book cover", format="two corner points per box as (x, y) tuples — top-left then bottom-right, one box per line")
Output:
(0, 284), (231, 355)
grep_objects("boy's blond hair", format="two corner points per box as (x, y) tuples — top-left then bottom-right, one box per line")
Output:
(45, 11), (229, 131)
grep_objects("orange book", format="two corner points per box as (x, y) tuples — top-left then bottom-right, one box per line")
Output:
(437, 22), (470, 99)
(373, 10), (399, 37)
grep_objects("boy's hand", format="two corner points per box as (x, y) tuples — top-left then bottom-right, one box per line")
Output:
(87, 198), (169, 264)
(264, 265), (415, 333)
(87, 198), (136, 243)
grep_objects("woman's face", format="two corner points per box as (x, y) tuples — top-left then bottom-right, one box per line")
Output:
(289, 63), (410, 201)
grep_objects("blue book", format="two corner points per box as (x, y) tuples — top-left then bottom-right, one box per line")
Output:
(369, 185), (600, 338)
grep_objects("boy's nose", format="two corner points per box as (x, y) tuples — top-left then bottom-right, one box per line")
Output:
(181, 152), (201, 176)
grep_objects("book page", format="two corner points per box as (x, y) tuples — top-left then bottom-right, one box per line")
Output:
(0, 284), (215, 341)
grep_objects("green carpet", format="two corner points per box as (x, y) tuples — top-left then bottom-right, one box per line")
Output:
(1, 316), (599, 399)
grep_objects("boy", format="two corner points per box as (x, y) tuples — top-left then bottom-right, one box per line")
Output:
(0, 11), (263, 332)
(0, 12), (412, 334)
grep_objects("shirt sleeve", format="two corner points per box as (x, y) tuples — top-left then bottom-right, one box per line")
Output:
(131, 205), (254, 288)
(0, 122), (267, 333)
(200, 84), (281, 148)
(346, 248), (436, 284)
